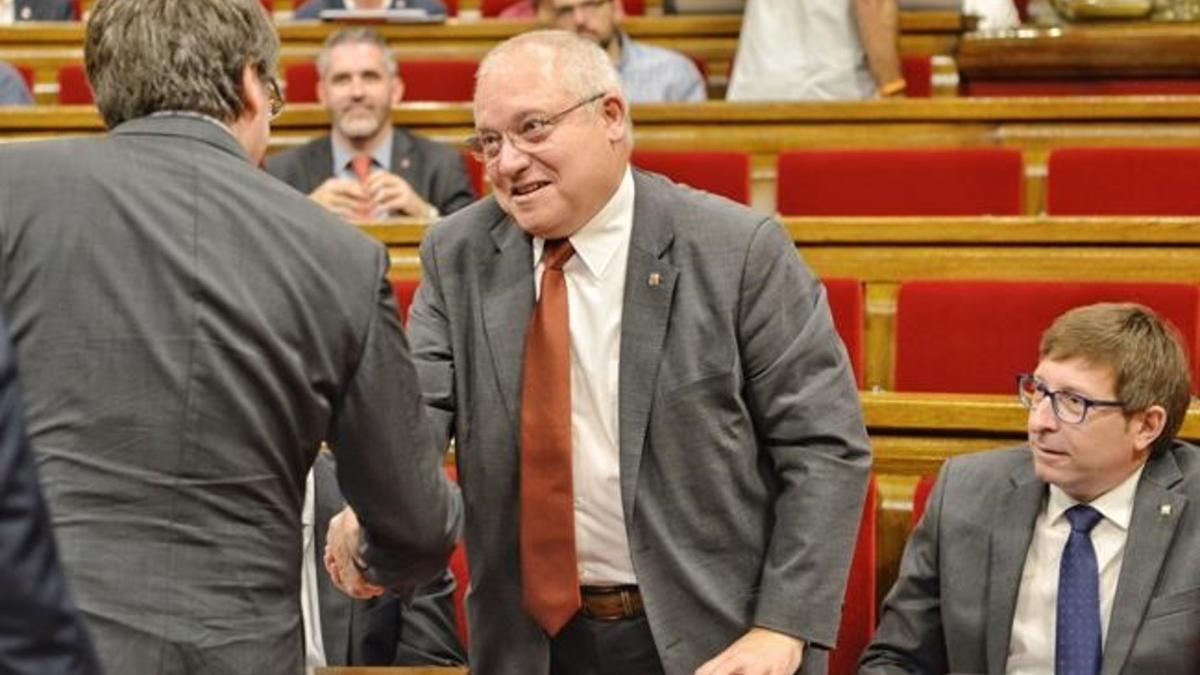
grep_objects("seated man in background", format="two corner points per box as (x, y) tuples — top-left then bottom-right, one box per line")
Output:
(1, 0), (73, 22)
(292, 0), (448, 18)
(861, 302), (1200, 675)
(537, 0), (708, 102)
(266, 28), (475, 220)
(0, 61), (32, 105)
(303, 450), (465, 669)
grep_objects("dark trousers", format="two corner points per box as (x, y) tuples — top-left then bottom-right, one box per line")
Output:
(550, 614), (666, 675)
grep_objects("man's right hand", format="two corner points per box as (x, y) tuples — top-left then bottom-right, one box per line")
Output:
(323, 505), (386, 599)
(310, 177), (371, 220)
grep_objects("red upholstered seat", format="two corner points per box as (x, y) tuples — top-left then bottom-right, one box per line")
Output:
(14, 64), (34, 95)
(828, 476), (877, 675)
(1046, 147), (1200, 216)
(911, 474), (937, 530)
(631, 149), (751, 205)
(776, 148), (1023, 216)
(285, 59), (477, 103)
(824, 278), (865, 388)
(390, 279), (420, 324)
(462, 151), (486, 197)
(260, 0), (274, 10)
(893, 280), (1200, 394)
(480, 0), (642, 15)
(900, 54), (932, 98)
(962, 79), (1200, 97)
(57, 64), (93, 104)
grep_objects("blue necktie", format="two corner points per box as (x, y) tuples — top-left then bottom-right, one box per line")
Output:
(1056, 504), (1104, 675)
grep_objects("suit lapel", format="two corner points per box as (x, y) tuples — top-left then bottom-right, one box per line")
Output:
(986, 461), (1045, 674)
(390, 129), (414, 181)
(617, 171), (677, 523)
(1102, 449), (1186, 675)
(481, 216), (535, 424)
(303, 138), (336, 196)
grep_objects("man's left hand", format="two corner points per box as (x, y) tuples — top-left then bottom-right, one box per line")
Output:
(323, 506), (386, 599)
(364, 170), (435, 218)
(694, 628), (805, 675)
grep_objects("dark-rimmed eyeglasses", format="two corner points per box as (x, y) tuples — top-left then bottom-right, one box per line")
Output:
(1016, 373), (1125, 425)
(266, 77), (284, 120)
(465, 92), (605, 162)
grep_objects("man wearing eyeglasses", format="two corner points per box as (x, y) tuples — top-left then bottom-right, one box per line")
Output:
(861, 302), (1200, 675)
(537, 0), (707, 102)
(327, 29), (870, 675)
(0, 1), (461, 673)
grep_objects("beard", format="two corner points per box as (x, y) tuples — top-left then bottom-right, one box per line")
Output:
(333, 106), (389, 142)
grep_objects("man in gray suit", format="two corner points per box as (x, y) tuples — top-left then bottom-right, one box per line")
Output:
(0, 1), (460, 673)
(861, 302), (1200, 675)
(266, 27), (475, 221)
(330, 29), (871, 675)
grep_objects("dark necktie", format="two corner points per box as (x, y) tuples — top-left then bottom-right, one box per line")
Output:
(1056, 504), (1104, 675)
(519, 238), (579, 636)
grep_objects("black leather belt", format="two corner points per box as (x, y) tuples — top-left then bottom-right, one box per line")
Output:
(579, 585), (644, 621)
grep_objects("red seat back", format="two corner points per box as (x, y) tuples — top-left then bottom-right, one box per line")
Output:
(632, 149), (751, 205)
(776, 148), (1023, 216)
(57, 64), (93, 105)
(284, 62), (320, 103)
(1046, 147), (1200, 216)
(893, 280), (1200, 394)
(824, 278), (865, 389)
(901, 54), (932, 98)
(462, 151), (486, 197)
(390, 279), (420, 324)
(828, 476), (877, 675)
(911, 474), (937, 530)
(285, 59), (477, 103)
(14, 64), (34, 95)
(962, 79), (1200, 97)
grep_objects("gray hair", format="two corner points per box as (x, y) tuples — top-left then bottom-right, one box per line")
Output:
(85, 0), (279, 128)
(477, 29), (624, 111)
(316, 28), (398, 80)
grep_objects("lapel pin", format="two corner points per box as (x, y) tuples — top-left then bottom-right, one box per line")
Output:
(401, 157), (411, 170)
(1160, 504), (1172, 516)
(648, 273), (661, 288)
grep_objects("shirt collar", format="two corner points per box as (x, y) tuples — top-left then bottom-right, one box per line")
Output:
(331, 126), (393, 176)
(1047, 463), (1145, 532)
(533, 165), (634, 280)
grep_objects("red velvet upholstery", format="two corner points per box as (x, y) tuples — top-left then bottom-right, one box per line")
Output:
(390, 279), (420, 324)
(911, 474), (937, 531)
(462, 151), (486, 197)
(828, 476), (877, 675)
(260, 0), (274, 10)
(893, 280), (1200, 394)
(824, 278), (865, 388)
(285, 59), (477, 103)
(776, 148), (1023, 216)
(444, 0), (459, 15)
(14, 64), (34, 94)
(480, 0), (643, 15)
(631, 149), (751, 205)
(1046, 147), (1200, 216)
(900, 54), (932, 98)
(962, 79), (1200, 97)
(57, 64), (93, 104)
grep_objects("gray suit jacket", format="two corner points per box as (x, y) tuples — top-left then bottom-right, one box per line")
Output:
(860, 442), (1200, 675)
(312, 451), (465, 667)
(0, 115), (459, 675)
(264, 129), (475, 216)
(407, 169), (871, 675)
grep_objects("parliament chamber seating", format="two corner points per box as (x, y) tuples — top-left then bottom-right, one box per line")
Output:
(14, 63), (33, 94)
(910, 474), (937, 530)
(284, 59), (478, 103)
(1046, 147), (1200, 216)
(828, 476), (877, 675)
(56, 63), (91, 104)
(479, 0), (644, 15)
(899, 54), (932, 98)
(775, 148), (1024, 216)
(823, 278), (865, 389)
(391, 278), (420, 322)
(892, 280), (1200, 394)
(631, 149), (750, 205)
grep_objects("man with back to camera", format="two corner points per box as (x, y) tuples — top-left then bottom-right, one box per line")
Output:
(266, 27), (476, 221)
(0, 1), (461, 672)
(537, 0), (708, 102)
(860, 302), (1200, 674)
(326, 29), (872, 675)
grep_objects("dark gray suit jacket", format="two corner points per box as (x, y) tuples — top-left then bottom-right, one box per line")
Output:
(0, 314), (100, 675)
(312, 451), (465, 667)
(14, 0), (74, 21)
(860, 442), (1200, 675)
(0, 115), (460, 675)
(265, 129), (475, 216)
(407, 170), (871, 674)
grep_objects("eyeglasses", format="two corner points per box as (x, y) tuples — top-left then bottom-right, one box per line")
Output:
(266, 77), (284, 120)
(1016, 373), (1125, 424)
(465, 92), (605, 162)
(549, 0), (612, 19)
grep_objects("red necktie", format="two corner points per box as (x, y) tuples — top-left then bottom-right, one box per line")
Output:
(520, 238), (580, 636)
(351, 154), (373, 219)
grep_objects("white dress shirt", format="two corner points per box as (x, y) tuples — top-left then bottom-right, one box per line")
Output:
(1006, 464), (1145, 674)
(531, 166), (636, 585)
(301, 469), (327, 672)
(0, 0), (14, 24)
